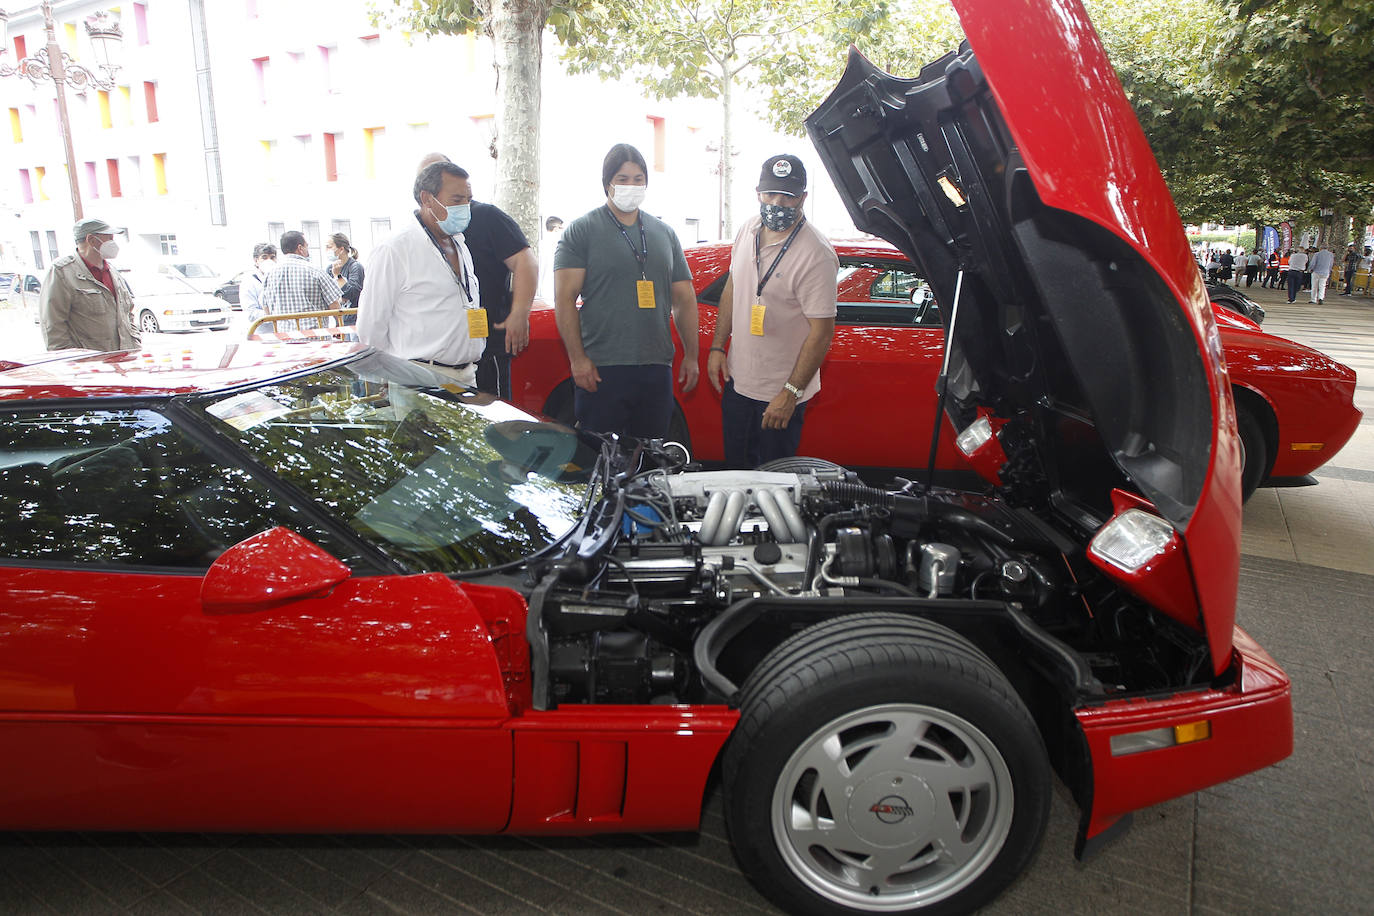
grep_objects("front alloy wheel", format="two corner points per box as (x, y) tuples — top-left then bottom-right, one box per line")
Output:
(724, 614), (1050, 916)
(139, 310), (160, 334)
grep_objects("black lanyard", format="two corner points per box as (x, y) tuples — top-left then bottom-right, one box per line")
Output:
(417, 212), (473, 303)
(605, 206), (648, 278)
(754, 218), (805, 299)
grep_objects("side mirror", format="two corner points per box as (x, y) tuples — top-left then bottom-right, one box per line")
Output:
(201, 527), (351, 614)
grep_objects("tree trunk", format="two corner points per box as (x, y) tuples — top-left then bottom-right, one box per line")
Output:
(490, 0), (549, 252)
(721, 71), (735, 238)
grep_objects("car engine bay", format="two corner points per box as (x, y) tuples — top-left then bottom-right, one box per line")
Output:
(516, 444), (1218, 712)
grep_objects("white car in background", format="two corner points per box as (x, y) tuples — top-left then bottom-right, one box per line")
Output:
(121, 270), (231, 333)
(153, 260), (224, 295)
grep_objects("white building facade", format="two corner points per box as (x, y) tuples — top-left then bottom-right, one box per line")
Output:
(2, 0), (831, 281)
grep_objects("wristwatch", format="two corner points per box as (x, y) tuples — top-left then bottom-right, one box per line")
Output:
(783, 382), (803, 399)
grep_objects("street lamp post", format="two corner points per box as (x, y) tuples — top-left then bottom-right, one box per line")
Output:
(0, 2), (122, 221)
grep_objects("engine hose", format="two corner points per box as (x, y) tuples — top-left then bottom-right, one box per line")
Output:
(822, 481), (897, 507)
(804, 509), (869, 587)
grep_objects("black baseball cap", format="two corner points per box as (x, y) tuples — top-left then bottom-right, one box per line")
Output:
(757, 154), (807, 197)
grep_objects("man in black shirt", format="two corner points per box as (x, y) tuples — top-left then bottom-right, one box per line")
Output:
(415, 153), (538, 399)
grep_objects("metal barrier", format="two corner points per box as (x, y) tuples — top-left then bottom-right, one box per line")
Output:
(247, 308), (360, 340)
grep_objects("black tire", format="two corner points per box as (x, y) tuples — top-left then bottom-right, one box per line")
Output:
(138, 310), (160, 334)
(1236, 404), (1267, 503)
(723, 613), (1050, 916)
(756, 455), (847, 474)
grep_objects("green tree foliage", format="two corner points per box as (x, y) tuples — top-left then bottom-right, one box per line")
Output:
(559, 0), (889, 234)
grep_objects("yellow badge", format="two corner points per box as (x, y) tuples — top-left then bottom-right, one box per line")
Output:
(750, 302), (766, 336)
(466, 308), (489, 339)
(636, 279), (657, 309)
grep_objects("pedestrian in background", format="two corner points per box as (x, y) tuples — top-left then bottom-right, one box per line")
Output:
(1219, 249), (1235, 284)
(359, 161), (485, 387)
(39, 217), (139, 352)
(1340, 245), (1360, 296)
(706, 154), (838, 468)
(1262, 248), (1279, 288)
(241, 242), (277, 327)
(261, 231), (342, 331)
(324, 233), (364, 326)
(1309, 245), (1334, 304)
(553, 142), (698, 439)
(1244, 249), (1261, 288)
(1303, 247), (1315, 291)
(539, 215), (564, 301)
(1285, 246), (1308, 303)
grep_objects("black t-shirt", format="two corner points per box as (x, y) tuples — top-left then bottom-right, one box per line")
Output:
(464, 201), (529, 324)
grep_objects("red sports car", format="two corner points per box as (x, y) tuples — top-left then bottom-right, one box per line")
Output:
(1, 3), (1293, 915)
(514, 238), (1359, 502)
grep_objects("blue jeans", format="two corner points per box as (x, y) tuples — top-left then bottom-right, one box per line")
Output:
(721, 380), (808, 469)
(574, 364), (673, 439)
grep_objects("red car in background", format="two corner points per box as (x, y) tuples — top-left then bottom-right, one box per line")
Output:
(513, 238), (1360, 500)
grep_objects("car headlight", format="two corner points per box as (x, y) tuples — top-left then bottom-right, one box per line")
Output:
(1089, 508), (1175, 572)
(955, 416), (993, 456)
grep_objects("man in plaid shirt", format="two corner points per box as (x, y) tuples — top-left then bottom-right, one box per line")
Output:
(261, 230), (342, 331)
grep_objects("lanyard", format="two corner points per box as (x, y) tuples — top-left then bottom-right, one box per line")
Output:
(605, 206), (648, 278)
(417, 213), (473, 304)
(754, 218), (805, 299)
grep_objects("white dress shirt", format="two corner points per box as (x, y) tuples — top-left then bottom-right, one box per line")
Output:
(359, 217), (485, 366)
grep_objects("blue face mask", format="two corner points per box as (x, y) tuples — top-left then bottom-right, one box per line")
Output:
(436, 201), (471, 235)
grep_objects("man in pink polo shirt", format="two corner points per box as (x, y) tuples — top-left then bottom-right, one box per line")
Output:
(706, 154), (839, 468)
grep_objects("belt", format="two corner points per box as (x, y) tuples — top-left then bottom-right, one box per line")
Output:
(414, 358), (473, 371)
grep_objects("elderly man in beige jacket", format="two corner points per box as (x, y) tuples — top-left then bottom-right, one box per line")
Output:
(40, 217), (140, 352)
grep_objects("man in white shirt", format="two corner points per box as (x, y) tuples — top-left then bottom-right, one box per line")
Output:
(359, 161), (485, 387)
(1285, 247), (1308, 303)
(1308, 245), (1335, 304)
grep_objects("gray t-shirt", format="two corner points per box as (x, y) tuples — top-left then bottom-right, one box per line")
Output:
(554, 205), (692, 367)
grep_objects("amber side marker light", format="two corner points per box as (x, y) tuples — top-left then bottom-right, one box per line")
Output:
(1290, 442), (1325, 451)
(1110, 720), (1212, 756)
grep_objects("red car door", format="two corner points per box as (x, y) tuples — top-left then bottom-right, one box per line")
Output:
(797, 256), (964, 470)
(0, 406), (514, 832)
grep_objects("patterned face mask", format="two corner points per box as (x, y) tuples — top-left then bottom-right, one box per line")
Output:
(760, 202), (799, 231)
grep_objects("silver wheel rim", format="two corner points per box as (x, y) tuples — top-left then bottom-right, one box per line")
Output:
(140, 313), (157, 333)
(771, 703), (1014, 911)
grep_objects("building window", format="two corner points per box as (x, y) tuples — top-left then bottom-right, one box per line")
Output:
(318, 45), (337, 93)
(63, 22), (77, 55)
(143, 81), (159, 123)
(85, 161), (99, 198)
(648, 116), (666, 172)
(46, 230), (60, 263)
(8, 108), (20, 143)
(34, 165), (48, 201)
(253, 57), (271, 104)
(18, 169), (33, 204)
(323, 132), (339, 182)
(152, 152), (168, 195)
(98, 90), (112, 128)
(107, 159), (122, 197)
(13, 35), (27, 59)
(31, 231), (44, 269)
(259, 138), (276, 184)
(159, 234), (178, 256)
(134, 3), (149, 45)
(331, 219), (352, 241)
(267, 222), (285, 246)
(370, 218), (391, 250)
(126, 155), (142, 197)
(363, 126), (383, 179)
(117, 85), (133, 125)
(301, 221), (321, 265)
(246, 0), (259, 18)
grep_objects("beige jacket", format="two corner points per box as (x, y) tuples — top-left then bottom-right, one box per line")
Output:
(40, 254), (140, 352)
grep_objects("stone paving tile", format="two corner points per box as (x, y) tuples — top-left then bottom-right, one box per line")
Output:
(196, 847), (335, 915)
(159, 866), (269, 916)
(0, 861), (57, 916)
(123, 890), (201, 916)
(411, 841), (625, 915)
(392, 846), (561, 915)
(0, 839), (122, 915)
(226, 840), (369, 910)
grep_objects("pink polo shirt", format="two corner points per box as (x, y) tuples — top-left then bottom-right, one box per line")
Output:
(726, 215), (838, 403)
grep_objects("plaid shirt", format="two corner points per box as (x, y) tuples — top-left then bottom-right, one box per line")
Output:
(261, 253), (341, 330)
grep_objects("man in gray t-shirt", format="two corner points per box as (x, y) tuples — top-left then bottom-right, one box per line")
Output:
(552, 143), (699, 439)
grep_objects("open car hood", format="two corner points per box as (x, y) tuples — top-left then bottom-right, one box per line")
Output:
(806, 0), (1242, 669)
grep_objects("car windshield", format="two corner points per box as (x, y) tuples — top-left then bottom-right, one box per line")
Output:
(194, 352), (595, 574)
(175, 263), (217, 278)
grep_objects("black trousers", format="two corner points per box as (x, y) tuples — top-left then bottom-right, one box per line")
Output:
(574, 364), (673, 439)
(475, 328), (511, 400)
(721, 380), (808, 469)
